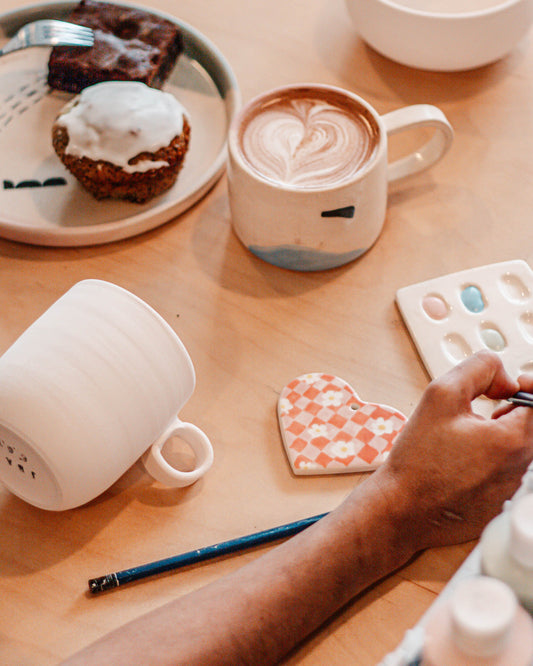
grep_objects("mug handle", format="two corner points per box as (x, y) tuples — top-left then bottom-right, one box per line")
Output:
(382, 104), (454, 183)
(142, 417), (214, 487)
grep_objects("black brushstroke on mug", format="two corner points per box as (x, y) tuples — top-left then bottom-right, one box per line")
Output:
(321, 206), (355, 218)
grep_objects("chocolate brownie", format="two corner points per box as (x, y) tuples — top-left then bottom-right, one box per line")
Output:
(47, 0), (183, 93)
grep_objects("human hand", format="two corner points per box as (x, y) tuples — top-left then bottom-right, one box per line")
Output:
(373, 350), (533, 551)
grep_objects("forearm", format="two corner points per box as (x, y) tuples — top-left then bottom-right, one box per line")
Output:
(63, 472), (415, 666)
(62, 352), (533, 665)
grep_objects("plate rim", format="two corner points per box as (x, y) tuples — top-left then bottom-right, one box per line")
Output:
(0, 0), (241, 246)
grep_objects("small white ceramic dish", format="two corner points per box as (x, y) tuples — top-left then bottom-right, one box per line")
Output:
(344, 0), (533, 71)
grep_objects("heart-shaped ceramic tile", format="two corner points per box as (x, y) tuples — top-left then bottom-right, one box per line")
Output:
(278, 373), (407, 475)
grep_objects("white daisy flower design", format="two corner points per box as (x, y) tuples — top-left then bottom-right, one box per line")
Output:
(297, 460), (321, 470)
(329, 440), (355, 459)
(279, 398), (292, 414)
(369, 417), (394, 436)
(302, 373), (323, 383)
(308, 424), (328, 438)
(320, 390), (343, 407)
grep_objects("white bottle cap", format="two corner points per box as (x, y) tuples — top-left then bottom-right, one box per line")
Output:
(450, 576), (517, 657)
(510, 494), (533, 569)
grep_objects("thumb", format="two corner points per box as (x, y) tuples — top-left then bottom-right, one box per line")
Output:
(440, 351), (519, 408)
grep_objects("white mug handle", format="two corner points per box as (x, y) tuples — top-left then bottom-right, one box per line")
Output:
(142, 417), (214, 487)
(382, 104), (454, 183)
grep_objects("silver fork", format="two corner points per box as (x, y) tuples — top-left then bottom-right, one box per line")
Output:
(0, 19), (94, 56)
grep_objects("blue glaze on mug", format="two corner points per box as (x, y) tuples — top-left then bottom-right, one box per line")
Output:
(248, 244), (367, 271)
(461, 285), (485, 313)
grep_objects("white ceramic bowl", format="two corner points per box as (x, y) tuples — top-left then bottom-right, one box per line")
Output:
(344, 0), (533, 71)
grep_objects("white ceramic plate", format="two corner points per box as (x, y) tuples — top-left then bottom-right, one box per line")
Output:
(0, 1), (240, 246)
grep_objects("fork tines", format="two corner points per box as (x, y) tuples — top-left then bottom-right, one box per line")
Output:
(43, 20), (95, 47)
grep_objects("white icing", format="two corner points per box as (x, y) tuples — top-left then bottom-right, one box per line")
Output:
(57, 81), (187, 174)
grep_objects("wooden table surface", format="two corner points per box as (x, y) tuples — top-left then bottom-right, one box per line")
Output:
(1, 0), (533, 663)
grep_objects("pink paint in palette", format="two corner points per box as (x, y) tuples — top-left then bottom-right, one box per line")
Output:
(396, 260), (533, 414)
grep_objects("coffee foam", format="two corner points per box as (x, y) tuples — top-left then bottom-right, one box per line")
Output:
(239, 89), (380, 189)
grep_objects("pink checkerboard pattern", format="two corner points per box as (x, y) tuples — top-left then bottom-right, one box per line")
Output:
(278, 373), (407, 475)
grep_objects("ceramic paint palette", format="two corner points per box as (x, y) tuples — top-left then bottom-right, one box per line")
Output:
(278, 373), (407, 475)
(396, 260), (533, 413)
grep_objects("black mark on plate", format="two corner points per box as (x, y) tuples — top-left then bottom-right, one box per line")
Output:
(3, 177), (67, 189)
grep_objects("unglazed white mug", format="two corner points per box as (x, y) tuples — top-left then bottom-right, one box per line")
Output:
(228, 83), (453, 271)
(0, 280), (213, 510)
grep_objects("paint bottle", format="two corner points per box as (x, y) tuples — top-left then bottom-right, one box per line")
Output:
(420, 576), (533, 665)
(480, 493), (533, 612)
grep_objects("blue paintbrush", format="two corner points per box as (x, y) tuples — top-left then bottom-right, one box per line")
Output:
(88, 512), (328, 594)
(508, 391), (533, 408)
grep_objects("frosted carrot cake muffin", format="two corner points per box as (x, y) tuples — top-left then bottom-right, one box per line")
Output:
(52, 80), (190, 203)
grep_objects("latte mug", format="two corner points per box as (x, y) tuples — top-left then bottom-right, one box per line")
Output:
(0, 280), (214, 511)
(228, 84), (453, 271)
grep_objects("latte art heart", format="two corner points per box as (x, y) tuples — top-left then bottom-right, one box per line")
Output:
(241, 97), (378, 189)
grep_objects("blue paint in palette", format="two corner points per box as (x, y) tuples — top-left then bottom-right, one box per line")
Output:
(460, 285), (485, 313)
